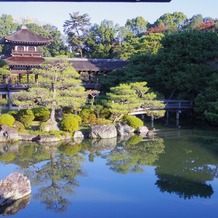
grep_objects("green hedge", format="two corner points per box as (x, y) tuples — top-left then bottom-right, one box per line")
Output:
(59, 114), (81, 132)
(0, 114), (15, 127)
(123, 115), (143, 129)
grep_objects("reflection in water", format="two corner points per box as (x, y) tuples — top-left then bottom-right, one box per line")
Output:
(155, 134), (218, 199)
(105, 137), (165, 173)
(0, 129), (218, 216)
(0, 195), (30, 216)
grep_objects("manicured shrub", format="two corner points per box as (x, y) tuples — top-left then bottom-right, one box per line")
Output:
(0, 114), (15, 127)
(17, 109), (35, 128)
(13, 121), (25, 133)
(32, 107), (50, 122)
(80, 108), (92, 120)
(59, 114), (81, 132)
(123, 115), (144, 130)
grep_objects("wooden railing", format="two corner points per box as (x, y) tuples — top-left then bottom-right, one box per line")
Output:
(130, 100), (193, 115)
(164, 100), (193, 110)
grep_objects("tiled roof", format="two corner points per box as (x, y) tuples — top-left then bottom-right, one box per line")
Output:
(4, 57), (45, 66)
(68, 58), (128, 72)
(0, 27), (51, 45)
(4, 57), (127, 72)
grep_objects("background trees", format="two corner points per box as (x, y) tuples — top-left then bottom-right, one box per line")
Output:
(63, 12), (91, 57)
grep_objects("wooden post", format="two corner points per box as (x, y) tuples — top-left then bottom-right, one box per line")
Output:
(35, 74), (38, 85)
(165, 111), (169, 125)
(176, 111), (181, 127)
(151, 114), (154, 128)
(18, 74), (22, 84)
(27, 73), (29, 84)
(8, 92), (12, 110)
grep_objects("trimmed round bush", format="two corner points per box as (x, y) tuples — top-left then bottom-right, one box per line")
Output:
(59, 114), (81, 132)
(17, 109), (35, 128)
(0, 114), (15, 127)
(13, 121), (25, 133)
(123, 115), (144, 130)
(32, 107), (50, 122)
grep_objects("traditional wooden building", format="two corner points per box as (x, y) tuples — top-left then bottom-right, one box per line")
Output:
(0, 26), (51, 109)
(68, 58), (127, 89)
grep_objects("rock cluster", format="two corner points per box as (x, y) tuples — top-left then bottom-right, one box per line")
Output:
(0, 173), (31, 206)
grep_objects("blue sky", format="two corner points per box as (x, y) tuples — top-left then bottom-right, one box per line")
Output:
(0, 0), (217, 33)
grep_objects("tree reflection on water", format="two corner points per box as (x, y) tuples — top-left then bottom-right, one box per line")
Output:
(0, 130), (218, 215)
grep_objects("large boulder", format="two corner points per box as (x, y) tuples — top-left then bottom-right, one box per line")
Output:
(0, 173), (31, 206)
(0, 125), (19, 142)
(116, 122), (135, 136)
(89, 124), (117, 139)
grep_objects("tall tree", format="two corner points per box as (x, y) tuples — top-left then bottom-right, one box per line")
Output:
(153, 12), (187, 32)
(125, 16), (149, 37)
(13, 60), (88, 130)
(182, 14), (204, 30)
(84, 20), (117, 58)
(63, 12), (91, 57)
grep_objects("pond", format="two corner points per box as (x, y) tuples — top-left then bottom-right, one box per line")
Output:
(0, 128), (218, 218)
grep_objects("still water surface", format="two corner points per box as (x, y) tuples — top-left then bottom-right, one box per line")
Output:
(0, 128), (218, 218)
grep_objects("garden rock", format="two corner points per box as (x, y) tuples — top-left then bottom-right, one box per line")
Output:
(89, 124), (117, 139)
(0, 125), (19, 142)
(36, 134), (60, 142)
(0, 173), (31, 206)
(116, 122), (135, 136)
(146, 130), (155, 138)
(137, 126), (149, 135)
(18, 133), (37, 141)
(73, 131), (84, 139)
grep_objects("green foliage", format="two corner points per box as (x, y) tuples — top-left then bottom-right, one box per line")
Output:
(0, 113), (15, 127)
(156, 30), (218, 99)
(0, 59), (10, 75)
(0, 153), (15, 163)
(106, 82), (165, 122)
(126, 135), (143, 146)
(59, 114), (80, 132)
(32, 107), (50, 122)
(13, 60), (88, 123)
(8, 110), (18, 119)
(13, 120), (25, 133)
(123, 115), (144, 129)
(99, 108), (111, 119)
(59, 144), (81, 156)
(96, 118), (112, 125)
(64, 12), (91, 58)
(80, 108), (93, 123)
(17, 109), (35, 128)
